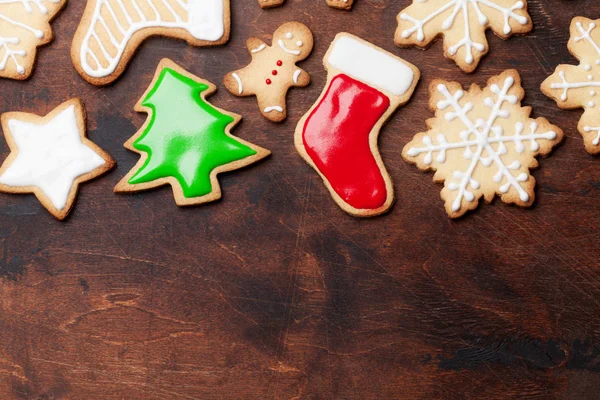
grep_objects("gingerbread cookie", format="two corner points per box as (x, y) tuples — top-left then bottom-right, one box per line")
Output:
(326, 0), (354, 10)
(542, 17), (600, 155)
(0, 99), (115, 220)
(72, 0), (231, 85)
(258, 0), (285, 8)
(395, 0), (532, 73)
(115, 59), (270, 206)
(0, 0), (66, 80)
(224, 22), (313, 123)
(295, 33), (420, 218)
(403, 70), (563, 218)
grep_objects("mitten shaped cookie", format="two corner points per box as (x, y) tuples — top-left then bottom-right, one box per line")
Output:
(224, 22), (314, 123)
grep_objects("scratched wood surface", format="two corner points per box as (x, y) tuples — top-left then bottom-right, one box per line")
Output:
(0, 1), (598, 399)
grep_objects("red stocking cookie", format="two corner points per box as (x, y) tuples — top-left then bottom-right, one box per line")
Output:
(295, 33), (420, 217)
(224, 22), (313, 123)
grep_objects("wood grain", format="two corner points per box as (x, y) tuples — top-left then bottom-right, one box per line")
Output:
(0, 0), (598, 398)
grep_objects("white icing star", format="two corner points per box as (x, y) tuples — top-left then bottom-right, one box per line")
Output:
(0, 103), (106, 212)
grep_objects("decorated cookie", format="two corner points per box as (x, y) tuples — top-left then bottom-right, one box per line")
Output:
(258, 0), (285, 8)
(0, 0), (66, 79)
(403, 70), (563, 218)
(0, 99), (115, 220)
(295, 33), (420, 218)
(542, 17), (600, 155)
(72, 0), (231, 85)
(223, 22), (313, 123)
(326, 0), (354, 10)
(395, 0), (532, 73)
(115, 59), (270, 206)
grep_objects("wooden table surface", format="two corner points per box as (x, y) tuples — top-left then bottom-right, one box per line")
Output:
(0, 1), (599, 399)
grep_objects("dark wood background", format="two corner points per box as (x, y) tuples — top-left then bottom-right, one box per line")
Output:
(0, 0), (598, 398)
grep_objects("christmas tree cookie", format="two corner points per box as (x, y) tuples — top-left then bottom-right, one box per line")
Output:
(0, 0), (67, 79)
(403, 70), (563, 218)
(223, 22), (314, 123)
(542, 17), (600, 155)
(395, 0), (533, 73)
(295, 33), (420, 218)
(115, 59), (270, 206)
(72, 0), (231, 85)
(0, 99), (115, 220)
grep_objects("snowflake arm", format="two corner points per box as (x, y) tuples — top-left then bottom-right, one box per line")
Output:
(403, 70), (563, 218)
(395, 0), (532, 72)
(542, 17), (600, 155)
(0, 0), (64, 79)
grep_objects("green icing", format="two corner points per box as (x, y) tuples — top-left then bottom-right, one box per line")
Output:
(129, 67), (257, 198)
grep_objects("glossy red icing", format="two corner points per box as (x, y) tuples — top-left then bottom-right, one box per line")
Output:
(302, 74), (390, 210)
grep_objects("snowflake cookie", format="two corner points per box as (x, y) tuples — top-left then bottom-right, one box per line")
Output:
(403, 70), (563, 218)
(542, 17), (600, 155)
(395, 0), (533, 73)
(0, 0), (66, 79)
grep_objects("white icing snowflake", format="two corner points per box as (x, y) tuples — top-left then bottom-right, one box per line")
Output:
(395, 0), (532, 72)
(542, 17), (600, 155)
(403, 71), (563, 218)
(0, 0), (64, 78)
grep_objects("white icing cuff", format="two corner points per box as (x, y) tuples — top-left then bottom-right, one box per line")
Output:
(187, 0), (225, 41)
(327, 35), (415, 96)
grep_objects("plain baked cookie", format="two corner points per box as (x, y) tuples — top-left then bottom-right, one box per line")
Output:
(0, 0), (66, 80)
(72, 0), (231, 85)
(394, 0), (533, 73)
(115, 59), (270, 206)
(542, 17), (600, 155)
(403, 70), (563, 218)
(0, 99), (115, 220)
(295, 33), (420, 218)
(223, 22), (313, 123)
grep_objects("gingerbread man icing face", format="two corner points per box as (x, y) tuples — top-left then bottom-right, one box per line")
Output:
(223, 22), (314, 123)
(273, 23), (313, 61)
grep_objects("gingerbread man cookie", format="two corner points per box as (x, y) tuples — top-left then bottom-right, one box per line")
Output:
(224, 22), (313, 123)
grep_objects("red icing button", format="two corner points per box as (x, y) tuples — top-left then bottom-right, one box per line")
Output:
(266, 79), (272, 85)
(302, 74), (390, 210)
(272, 70), (278, 76)
(277, 60), (283, 66)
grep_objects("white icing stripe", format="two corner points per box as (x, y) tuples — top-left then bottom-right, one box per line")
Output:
(584, 126), (600, 146)
(327, 35), (415, 96)
(293, 69), (301, 83)
(264, 106), (283, 113)
(232, 72), (243, 94)
(278, 39), (300, 55)
(79, 0), (225, 78)
(251, 44), (266, 53)
(0, 105), (106, 211)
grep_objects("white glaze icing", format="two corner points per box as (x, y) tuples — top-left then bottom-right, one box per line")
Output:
(0, 0), (62, 74)
(327, 34), (415, 96)
(584, 126), (600, 145)
(264, 106), (283, 113)
(0, 105), (106, 211)
(400, 0), (528, 65)
(407, 76), (557, 212)
(232, 72), (243, 94)
(251, 44), (266, 53)
(293, 69), (301, 83)
(278, 39), (301, 55)
(79, 0), (225, 78)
